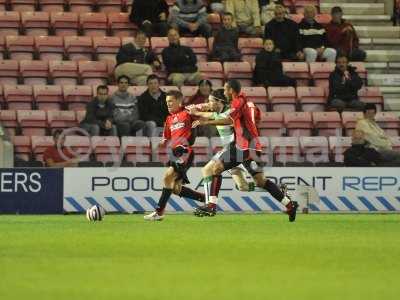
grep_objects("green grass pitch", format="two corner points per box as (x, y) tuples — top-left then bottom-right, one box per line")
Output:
(1, 214), (399, 300)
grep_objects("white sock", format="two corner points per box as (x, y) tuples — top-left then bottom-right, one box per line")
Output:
(203, 180), (211, 204)
(281, 196), (291, 206)
(209, 196), (218, 204)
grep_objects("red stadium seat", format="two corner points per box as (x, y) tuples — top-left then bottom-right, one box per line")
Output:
(267, 86), (296, 112)
(0, 60), (19, 85)
(150, 37), (169, 56)
(375, 112), (400, 136)
(97, 0), (123, 13)
(224, 62), (253, 87)
(35, 36), (65, 61)
(296, 86), (327, 112)
(91, 136), (121, 163)
(20, 60), (50, 85)
(313, 111), (342, 137)
(31, 136), (55, 162)
(47, 110), (77, 133)
(127, 86), (147, 97)
(51, 12), (79, 37)
(108, 12), (137, 37)
(282, 62), (310, 86)
(180, 37), (208, 62)
(122, 136), (151, 163)
(4, 85), (33, 110)
(270, 136), (301, 164)
(342, 112), (363, 136)
(389, 136), (400, 151)
(78, 60), (109, 85)
(181, 86), (198, 102)
(64, 36), (94, 61)
(0, 110), (18, 136)
(309, 62), (335, 88)
(80, 12), (108, 37)
(6, 36), (35, 61)
(300, 136), (329, 164)
(11, 135), (32, 161)
(150, 136), (169, 164)
(9, 0), (36, 12)
(49, 60), (79, 85)
(38, 0), (65, 12)
(197, 62), (224, 86)
(238, 38), (263, 63)
(17, 110), (47, 136)
(358, 87), (384, 111)
(258, 112), (284, 137)
(0, 11), (21, 36)
(160, 86), (180, 93)
(242, 87), (268, 111)
(68, 0), (94, 12)
(64, 135), (91, 160)
(63, 85), (93, 111)
(284, 112), (313, 137)
(21, 11), (50, 36)
(93, 36), (121, 62)
(33, 85), (64, 111)
(329, 136), (351, 163)
(192, 136), (210, 165)
(0, 0), (5, 10)
(253, 136), (271, 164)
(210, 136), (223, 155)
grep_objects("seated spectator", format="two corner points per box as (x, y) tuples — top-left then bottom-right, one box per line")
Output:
(326, 6), (366, 62)
(355, 104), (400, 165)
(111, 75), (145, 137)
(344, 130), (383, 166)
(260, 0), (284, 26)
(264, 4), (303, 60)
(253, 39), (296, 87)
(226, 0), (262, 36)
(129, 0), (169, 37)
(209, 12), (241, 62)
(114, 31), (161, 86)
(138, 75), (169, 137)
(299, 5), (337, 62)
(209, 0), (225, 13)
(43, 130), (78, 168)
(185, 79), (213, 105)
(80, 85), (117, 137)
(162, 28), (203, 88)
(328, 55), (364, 112)
(169, 0), (212, 38)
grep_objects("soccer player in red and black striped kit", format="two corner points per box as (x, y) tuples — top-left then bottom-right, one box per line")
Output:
(192, 79), (299, 222)
(144, 90), (205, 221)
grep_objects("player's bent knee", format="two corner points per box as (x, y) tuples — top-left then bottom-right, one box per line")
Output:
(212, 161), (224, 175)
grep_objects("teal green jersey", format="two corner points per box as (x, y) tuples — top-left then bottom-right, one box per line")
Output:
(212, 107), (234, 145)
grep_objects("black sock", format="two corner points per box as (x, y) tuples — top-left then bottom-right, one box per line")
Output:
(210, 175), (222, 197)
(179, 186), (205, 202)
(156, 188), (172, 213)
(263, 180), (284, 202)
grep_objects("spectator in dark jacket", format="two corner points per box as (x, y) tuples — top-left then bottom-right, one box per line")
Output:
(138, 75), (169, 136)
(129, 0), (169, 37)
(209, 12), (241, 62)
(329, 55), (365, 112)
(114, 31), (161, 85)
(344, 130), (383, 166)
(80, 85), (117, 137)
(264, 4), (303, 60)
(326, 6), (366, 62)
(253, 39), (296, 87)
(299, 5), (337, 62)
(162, 28), (203, 87)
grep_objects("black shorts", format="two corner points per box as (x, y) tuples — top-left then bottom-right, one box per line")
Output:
(168, 146), (194, 185)
(213, 142), (263, 177)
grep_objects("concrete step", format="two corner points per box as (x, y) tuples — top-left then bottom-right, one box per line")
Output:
(345, 15), (392, 26)
(366, 50), (400, 62)
(359, 38), (400, 50)
(355, 26), (400, 38)
(321, 0), (385, 3)
(320, 3), (385, 15)
(384, 99), (400, 111)
(368, 74), (400, 86)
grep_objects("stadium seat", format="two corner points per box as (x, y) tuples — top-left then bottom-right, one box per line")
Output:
(11, 135), (32, 161)
(258, 112), (284, 137)
(192, 136), (210, 165)
(49, 60), (79, 85)
(0, 36), (5, 59)
(181, 86), (198, 101)
(375, 112), (400, 136)
(299, 136), (330, 164)
(47, 110), (77, 133)
(0, 0), (4, 10)
(108, 12), (137, 37)
(150, 136), (169, 164)
(296, 86), (327, 112)
(63, 85), (93, 111)
(75, 110), (86, 123)
(150, 36), (169, 56)
(93, 36), (121, 62)
(0, 60), (19, 85)
(160, 86), (180, 93)
(309, 62), (335, 88)
(197, 62), (224, 86)
(68, 0), (94, 12)
(0, 11), (21, 36)
(180, 37), (208, 62)
(38, 0), (65, 12)
(342, 112), (363, 136)
(313, 111), (343, 137)
(64, 36), (94, 61)
(4, 84), (33, 110)
(34, 85), (64, 111)
(6, 36), (35, 60)
(329, 136), (351, 163)
(358, 87), (384, 111)
(80, 12), (108, 37)
(242, 87), (268, 111)
(91, 136), (121, 163)
(31, 135), (55, 162)
(267, 86), (297, 112)
(389, 136), (400, 152)
(51, 12), (79, 37)
(21, 12), (50, 36)
(35, 36), (65, 61)
(282, 62), (310, 86)
(256, 136), (272, 165)
(0, 84), (3, 108)
(19, 60), (50, 85)
(284, 112), (313, 136)
(127, 85), (147, 97)
(224, 62), (253, 87)
(0, 110), (18, 136)
(64, 135), (91, 160)
(17, 110), (48, 136)
(9, 0), (36, 12)
(98, 0), (124, 13)
(210, 136), (223, 154)
(78, 60), (109, 85)
(238, 38), (263, 63)
(270, 136), (301, 165)
(121, 136), (152, 163)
